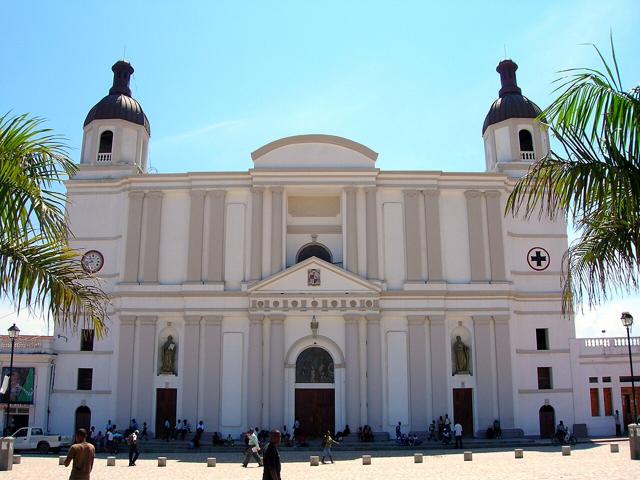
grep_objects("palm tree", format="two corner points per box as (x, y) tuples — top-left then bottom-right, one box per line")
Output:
(0, 113), (108, 336)
(506, 39), (640, 312)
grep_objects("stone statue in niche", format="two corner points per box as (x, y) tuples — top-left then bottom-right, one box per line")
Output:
(159, 335), (177, 375)
(452, 336), (471, 375)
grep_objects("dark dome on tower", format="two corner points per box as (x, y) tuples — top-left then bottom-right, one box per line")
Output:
(84, 60), (150, 135)
(482, 59), (542, 134)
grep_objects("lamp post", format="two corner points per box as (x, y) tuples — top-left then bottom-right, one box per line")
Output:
(4, 324), (20, 436)
(621, 312), (637, 425)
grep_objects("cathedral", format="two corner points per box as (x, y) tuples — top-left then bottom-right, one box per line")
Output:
(24, 59), (636, 439)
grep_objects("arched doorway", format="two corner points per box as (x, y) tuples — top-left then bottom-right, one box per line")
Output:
(75, 406), (91, 433)
(539, 405), (555, 438)
(294, 347), (335, 437)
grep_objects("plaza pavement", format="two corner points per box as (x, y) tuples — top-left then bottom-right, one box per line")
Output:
(4, 442), (639, 479)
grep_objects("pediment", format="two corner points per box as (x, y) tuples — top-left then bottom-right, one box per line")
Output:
(248, 257), (381, 294)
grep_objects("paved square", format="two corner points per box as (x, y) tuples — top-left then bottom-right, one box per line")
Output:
(5, 443), (639, 479)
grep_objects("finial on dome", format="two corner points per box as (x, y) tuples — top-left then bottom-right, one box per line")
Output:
(496, 59), (521, 97)
(109, 60), (134, 96)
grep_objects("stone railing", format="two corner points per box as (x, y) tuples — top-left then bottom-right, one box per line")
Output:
(96, 152), (112, 163)
(0, 335), (54, 354)
(520, 151), (535, 160)
(583, 337), (640, 348)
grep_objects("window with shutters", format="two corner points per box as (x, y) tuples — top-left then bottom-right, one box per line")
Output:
(537, 367), (552, 390)
(77, 368), (93, 390)
(603, 387), (613, 416)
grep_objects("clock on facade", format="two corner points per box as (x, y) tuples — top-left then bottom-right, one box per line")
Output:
(81, 250), (104, 274)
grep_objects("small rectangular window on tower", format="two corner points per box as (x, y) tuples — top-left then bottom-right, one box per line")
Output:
(537, 367), (552, 390)
(588, 376), (598, 383)
(536, 328), (549, 350)
(77, 368), (93, 390)
(80, 329), (95, 351)
(603, 376), (611, 383)
(590, 388), (600, 416)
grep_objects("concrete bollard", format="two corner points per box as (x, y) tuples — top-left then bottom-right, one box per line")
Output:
(13, 455), (21, 465)
(207, 457), (217, 467)
(106, 456), (116, 466)
(463, 451), (473, 461)
(610, 443), (619, 453)
(562, 446), (571, 456)
(158, 457), (167, 467)
(310, 456), (320, 466)
(515, 449), (524, 459)
(362, 455), (372, 465)
(58, 456), (66, 466)
(414, 453), (423, 463)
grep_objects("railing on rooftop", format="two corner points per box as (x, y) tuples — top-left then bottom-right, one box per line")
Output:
(583, 337), (640, 348)
(520, 151), (535, 161)
(96, 152), (112, 163)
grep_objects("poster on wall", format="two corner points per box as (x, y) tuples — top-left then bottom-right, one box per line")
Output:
(1, 367), (34, 404)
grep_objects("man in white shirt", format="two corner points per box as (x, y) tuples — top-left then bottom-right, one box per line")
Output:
(242, 428), (263, 467)
(453, 422), (463, 449)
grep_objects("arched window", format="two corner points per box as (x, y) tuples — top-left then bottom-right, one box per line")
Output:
(296, 243), (332, 263)
(98, 130), (113, 154)
(518, 129), (534, 152)
(296, 347), (334, 383)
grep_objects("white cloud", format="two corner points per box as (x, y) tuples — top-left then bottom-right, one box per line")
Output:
(574, 294), (640, 338)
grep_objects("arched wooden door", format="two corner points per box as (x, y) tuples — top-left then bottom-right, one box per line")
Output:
(539, 405), (555, 438)
(75, 406), (91, 433)
(294, 347), (335, 438)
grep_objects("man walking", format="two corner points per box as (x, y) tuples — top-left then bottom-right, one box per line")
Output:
(453, 421), (463, 449)
(242, 428), (263, 467)
(262, 429), (282, 480)
(321, 430), (339, 464)
(64, 428), (95, 480)
(127, 429), (140, 466)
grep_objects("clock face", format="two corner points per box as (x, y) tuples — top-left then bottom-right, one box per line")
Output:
(81, 250), (104, 274)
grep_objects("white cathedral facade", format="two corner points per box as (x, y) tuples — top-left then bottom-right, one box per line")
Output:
(33, 60), (638, 439)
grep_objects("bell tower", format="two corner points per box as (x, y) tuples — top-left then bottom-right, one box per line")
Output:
(79, 60), (150, 178)
(482, 59), (549, 177)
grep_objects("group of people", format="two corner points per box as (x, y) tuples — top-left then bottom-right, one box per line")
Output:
(161, 418), (190, 441)
(425, 415), (463, 448)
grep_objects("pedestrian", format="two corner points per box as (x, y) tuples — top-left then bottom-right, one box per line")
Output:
(181, 419), (188, 440)
(395, 421), (402, 439)
(427, 420), (436, 441)
(242, 428), (263, 467)
(95, 431), (104, 452)
(262, 429), (282, 480)
(140, 422), (148, 441)
(163, 419), (171, 441)
(105, 419), (113, 432)
(321, 430), (339, 464)
(126, 429), (140, 466)
(64, 428), (95, 480)
(453, 421), (463, 448)
(105, 428), (114, 453)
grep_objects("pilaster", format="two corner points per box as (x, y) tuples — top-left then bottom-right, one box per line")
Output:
(250, 187), (264, 280)
(465, 190), (487, 281)
(423, 189), (444, 281)
(142, 191), (163, 282)
(123, 191), (145, 282)
(403, 190), (422, 281)
(186, 191), (206, 282)
(207, 190), (227, 283)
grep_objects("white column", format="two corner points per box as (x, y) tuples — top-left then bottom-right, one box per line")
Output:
(473, 316), (496, 432)
(485, 191), (507, 281)
(250, 187), (264, 280)
(186, 190), (206, 282)
(270, 187), (284, 275)
(116, 316), (136, 427)
(344, 314), (361, 428)
(365, 314), (383, 431)
(358, 315), (368, 426)
(465, 190), (487, 281)
(403, 190), (422, 281)
(123, 191), (144, 282)
(202, 315), (223, 431)
(408, 315), (428, 429)
(364, 187), (379, 279)
(423, 189), (443, 281)
(207, 190), (227, 282)
(345, 188), (358, 273)
(135, 316), (156, 427)
(494, 315), (515, 429)
(429, 315), (448, 419)
(142, 191), (163, 283)
(247, 314), (264, 429)
(269, 315), (285, 429)
(183, 316), (201, 424)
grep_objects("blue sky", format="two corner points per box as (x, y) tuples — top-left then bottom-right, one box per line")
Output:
(1, 0), (639, 336)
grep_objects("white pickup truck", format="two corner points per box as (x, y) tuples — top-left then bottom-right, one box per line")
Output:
(11, 426), (72, 453)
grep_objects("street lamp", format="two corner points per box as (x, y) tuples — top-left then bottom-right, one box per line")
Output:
(621, 312), (637, 426)
(4, 323), (20, 436)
